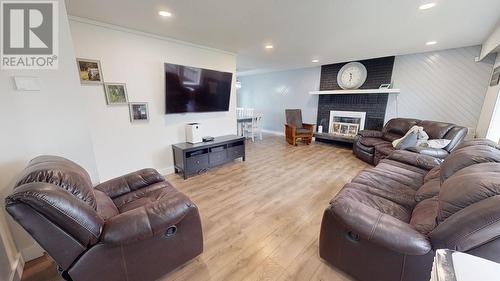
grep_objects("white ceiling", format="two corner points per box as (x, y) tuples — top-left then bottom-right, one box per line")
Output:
(66, 0), (500, 75)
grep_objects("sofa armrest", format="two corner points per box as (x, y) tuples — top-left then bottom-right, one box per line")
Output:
(95, 168), (164, 199)
(330, 198), (431, 255)
(102, 196), (197, 245)
(430, 196), (500, 252)
(357, 130), (383, 138)
(405, 146), (449, 159)
(387, 150), (442, 170)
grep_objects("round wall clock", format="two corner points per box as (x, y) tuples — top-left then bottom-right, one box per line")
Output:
(337, 62), (368, 90)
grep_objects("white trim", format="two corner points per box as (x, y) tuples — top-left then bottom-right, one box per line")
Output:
(8, 253), (24, 281)
(159, 166), (175, 176)
(309, 89), (400, 95)
(329, 110), (366, 132)
(21, 244), (43, 262)
(68, 16), (236, 56)
(262, 129), (284, 136)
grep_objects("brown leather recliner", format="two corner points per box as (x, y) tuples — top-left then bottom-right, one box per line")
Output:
(5, 156), (203, 281)
(353, 118), (467, 165)
(319, 138), (500, 281)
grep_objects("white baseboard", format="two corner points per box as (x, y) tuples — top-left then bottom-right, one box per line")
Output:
(21, 244), (43, 262)
(262, 129), (284, 136)
(159, 165), (175, 176)
(9, 253), (24, 281)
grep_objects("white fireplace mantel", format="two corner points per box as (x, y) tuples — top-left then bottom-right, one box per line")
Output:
(309, 89), (400, 95)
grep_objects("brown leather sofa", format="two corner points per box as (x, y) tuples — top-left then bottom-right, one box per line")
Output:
(319, 138), (500, 281)
(5, 156), (203, 281)
(353, 118), (467, 165)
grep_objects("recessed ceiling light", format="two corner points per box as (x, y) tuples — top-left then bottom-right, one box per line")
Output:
(426, 41), (437, 46)
(419, 3), (436, 10)
(265, 45), (274, 49)
(312, 59), (319, 63)
(158, 10), (172, 17)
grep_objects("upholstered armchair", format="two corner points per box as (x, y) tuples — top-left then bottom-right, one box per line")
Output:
(5, 156), (203, 281)
(285, 109), (315, 145)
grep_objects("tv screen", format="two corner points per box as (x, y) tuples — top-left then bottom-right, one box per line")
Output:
(165, 63), (232, 114)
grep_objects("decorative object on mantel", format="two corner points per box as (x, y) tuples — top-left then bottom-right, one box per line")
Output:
(336, 62), (367, 90)
(318, 119), (328, 133)
(76, 58), (103, 84)
(379, 83), (391, 89)
(309, 88), (400, 95)
(490, 66), (500, 86)
(129, 102), (149, 122)
(104, 83), (129, 105)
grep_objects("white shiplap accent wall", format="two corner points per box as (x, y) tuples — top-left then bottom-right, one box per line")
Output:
(387, 46), (495, 133)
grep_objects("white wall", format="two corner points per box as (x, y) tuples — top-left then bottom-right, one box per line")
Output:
(480, 23), (500, 60)
(238, 46), (494, 135)
(477, 54), (500, 140)
(0, 0), (99, 274)
(69, 18), (237, 180)
(387, 46), (495, 133)
(237, 67), (320, 133)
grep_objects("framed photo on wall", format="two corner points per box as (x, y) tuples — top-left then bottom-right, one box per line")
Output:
(77, 58), (103, 84)
(129, 102), (149, 122)
(104, 83), (128, 105)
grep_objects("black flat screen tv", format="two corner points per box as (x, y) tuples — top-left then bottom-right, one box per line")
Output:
(165, 63), (232, 114)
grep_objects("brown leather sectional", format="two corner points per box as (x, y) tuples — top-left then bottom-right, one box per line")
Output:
(5, 156), (203, 281)
(353, 118), (467, 165)
(319, 138), (500, 281)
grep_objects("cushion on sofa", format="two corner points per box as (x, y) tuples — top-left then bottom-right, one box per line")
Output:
(454, 138), (500, 151)
(113, 181), (176, 213)
(375, 143), (395, 156)
(424, 166), (441, 183)
(419, 121), (454, 139)
(437, 170), (500, 223)
(415, 179), (440, 202)
(383, 118), (420, 137)
(353, 167), (423, 192)
(360, 137), (390, 147)
(335, 187), (412, 222)
(410, 196), (438, 235)
(342, 182), (416, 208)
(383, 132), (403, 142)
(440, 144), (500, 183)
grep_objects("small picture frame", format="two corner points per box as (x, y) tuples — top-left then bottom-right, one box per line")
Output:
(104, 83), (128, 105)
(333, 123), (340, 134)
(339, 124), (349, 135)
(129, 102), (149, 122)
(379, 83), (391, 89)
(77, 58), (103, 84)
(348, 124), (359, 135)
(490, 66), (500, 87)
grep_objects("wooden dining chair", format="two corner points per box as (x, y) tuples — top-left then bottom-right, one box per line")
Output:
(243, 113), (263, 142)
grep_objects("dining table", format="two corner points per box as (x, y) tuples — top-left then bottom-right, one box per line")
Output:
(237, 117), (253, 136)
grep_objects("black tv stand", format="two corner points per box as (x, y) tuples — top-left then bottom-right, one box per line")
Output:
(172, 135), (245, 179)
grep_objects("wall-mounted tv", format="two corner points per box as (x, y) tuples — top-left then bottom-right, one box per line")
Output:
(165, 63), (233, 114)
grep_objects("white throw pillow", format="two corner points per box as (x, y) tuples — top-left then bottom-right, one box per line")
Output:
(392, 125), (429, 148)
(418, 139), (451, 149)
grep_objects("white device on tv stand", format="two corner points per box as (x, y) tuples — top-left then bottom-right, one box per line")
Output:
(185, 123), (203, 144)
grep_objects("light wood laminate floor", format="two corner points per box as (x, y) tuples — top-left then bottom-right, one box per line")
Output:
(21, 134), (368, 281)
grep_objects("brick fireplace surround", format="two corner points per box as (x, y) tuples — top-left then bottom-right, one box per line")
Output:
(316, 56), (395, 143)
